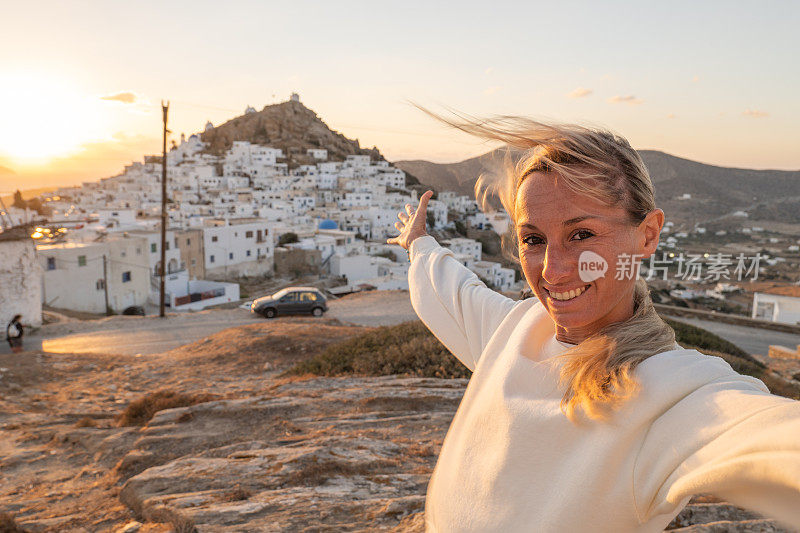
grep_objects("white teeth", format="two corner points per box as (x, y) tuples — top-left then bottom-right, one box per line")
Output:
(549, 285), (588, 301)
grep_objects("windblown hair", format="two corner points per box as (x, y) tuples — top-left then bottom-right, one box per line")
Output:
(418, 108), (676, 422)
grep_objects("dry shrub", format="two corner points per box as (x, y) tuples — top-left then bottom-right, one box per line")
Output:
(221, 484), (253, 501)
(664, 318), (758, 362)
(0, 512), (27, 532)
(403, 442), (436, 458)
(75, 417), (97, 428)
(287, 321), (471, 379)
(686, 349), (800, 400)
(116, 389), (217, 426)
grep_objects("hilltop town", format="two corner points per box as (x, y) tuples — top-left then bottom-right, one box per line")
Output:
(3, 94), (516, 324)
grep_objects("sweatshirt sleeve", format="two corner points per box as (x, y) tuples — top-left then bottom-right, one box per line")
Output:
(633, 372), (800, 528)
(407, 235), (517, 372)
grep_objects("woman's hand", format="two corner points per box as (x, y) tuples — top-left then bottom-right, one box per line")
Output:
(386, 190), (434, 250)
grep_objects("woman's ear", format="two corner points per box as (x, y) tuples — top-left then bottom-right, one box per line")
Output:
(638, 208), (664, 258)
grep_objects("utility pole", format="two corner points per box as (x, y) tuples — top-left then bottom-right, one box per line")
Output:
(159, 100), (169, 318)
(102, 254), (110, 315)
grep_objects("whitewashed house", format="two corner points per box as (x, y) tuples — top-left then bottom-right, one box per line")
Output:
(0, 230), (43, 327)
(37, 235), (150, 314)
(200, 219), (275, 277)
(470, 261), (516, 292)
(443, 238), (482, 262)
(752, 286), (800, 325)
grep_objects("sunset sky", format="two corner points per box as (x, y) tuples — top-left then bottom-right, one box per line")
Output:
(1, 0), (798, 193)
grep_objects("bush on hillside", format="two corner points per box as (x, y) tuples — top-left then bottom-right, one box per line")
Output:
(288, 317), (797, 398)
(664, 318), (760, 364)
(117, 389), (218, 426)
(287, 321), (470, 379)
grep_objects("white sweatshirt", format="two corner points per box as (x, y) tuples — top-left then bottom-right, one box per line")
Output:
(408, 235), (800, 532)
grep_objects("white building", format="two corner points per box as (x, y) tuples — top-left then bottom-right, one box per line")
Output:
(470, 261), (516, 292)
(37, 235), (151, 313)
(307, 148), (328, 160)
(201, 219), (275, 278)
(752, 287), (800, 325)
(443, 238), (482, 262)
(0, 232), (43, 328)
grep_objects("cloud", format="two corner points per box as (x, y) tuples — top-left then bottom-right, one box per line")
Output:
(100, 91), (141, 104)
(568, 87), (593, 99)
(485, 67), (493, 75)
(692, 75), (700, 83)
(483, 86), (502, 95)
(666, 113), (676, 119)
(742, 109), (768, 118)
(608, 95), (643, 105)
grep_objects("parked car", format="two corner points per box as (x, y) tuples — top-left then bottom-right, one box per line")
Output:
(122, 306), (146, 316)
(250, 287), (328, 319)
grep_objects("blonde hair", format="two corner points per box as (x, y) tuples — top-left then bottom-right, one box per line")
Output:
(419, 109), (676, 422)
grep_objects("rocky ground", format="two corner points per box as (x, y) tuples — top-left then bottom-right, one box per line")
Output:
(0, 308), (795, 532)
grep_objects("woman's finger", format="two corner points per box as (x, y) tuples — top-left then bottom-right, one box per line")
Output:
(394, 221), (404, 231)
(398, 212), (409, 223)
(405, 204), (415, 217)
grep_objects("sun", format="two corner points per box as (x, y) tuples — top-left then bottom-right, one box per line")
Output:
(0, 70), (105, 165)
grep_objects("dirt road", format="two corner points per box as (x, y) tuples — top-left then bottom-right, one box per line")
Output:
(35, 291), (418, 356)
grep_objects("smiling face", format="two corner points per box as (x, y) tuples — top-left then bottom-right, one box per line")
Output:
(515, 171), (663, 344)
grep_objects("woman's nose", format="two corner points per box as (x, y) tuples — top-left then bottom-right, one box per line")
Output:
(542, 244), (576, 284)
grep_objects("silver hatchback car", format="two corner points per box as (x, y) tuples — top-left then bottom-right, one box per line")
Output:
(250, 287), (328, 319)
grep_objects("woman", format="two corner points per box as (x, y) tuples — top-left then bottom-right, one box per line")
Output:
(387, 116), (800, 532)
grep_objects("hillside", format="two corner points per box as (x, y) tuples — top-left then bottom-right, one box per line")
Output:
(201, 99), (383, 167)
(2, 308), (795, 531)
(395, 149), (800, 225)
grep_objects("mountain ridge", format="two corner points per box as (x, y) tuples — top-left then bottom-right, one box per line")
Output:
(394, 149), (800, 225)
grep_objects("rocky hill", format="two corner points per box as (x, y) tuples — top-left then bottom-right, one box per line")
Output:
(395, 150), (800, 226)
(200, 100), (383, 167)
(2, 313), (794, 531)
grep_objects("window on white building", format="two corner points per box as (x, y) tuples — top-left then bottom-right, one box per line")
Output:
(210, 255), (215, 263)
(122, 271), (132, 283)
(47, 257), (56, 270)
(78, 255), (87, 267)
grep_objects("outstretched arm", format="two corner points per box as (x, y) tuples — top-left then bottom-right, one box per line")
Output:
(388, 191), (517, 371)
(634, 372), (800, 528)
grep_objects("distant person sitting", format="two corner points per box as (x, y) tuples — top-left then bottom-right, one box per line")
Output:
(6, 314), (24, 353)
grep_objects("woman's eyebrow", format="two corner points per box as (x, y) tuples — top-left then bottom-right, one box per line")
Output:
(518, 215), (601, 231)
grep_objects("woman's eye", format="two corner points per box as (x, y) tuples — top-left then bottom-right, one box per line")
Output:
(572, 230), (594, 241)
(521, 235), (544, 246)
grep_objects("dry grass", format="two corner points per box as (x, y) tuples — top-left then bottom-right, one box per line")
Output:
(116, 389), (218, 426)
(287, 321), (471, 379)
(220, 484), (253, 502)
(75, 417), (97, 428)
(403, 442), (436, 458)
